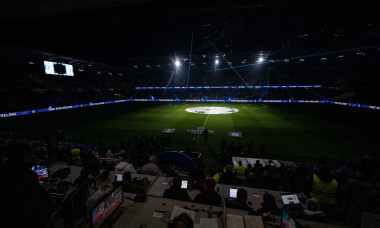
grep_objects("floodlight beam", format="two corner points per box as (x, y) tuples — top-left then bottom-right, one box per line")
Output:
(216, 45), (380, 71)
(208, 39), (249, 86)
(187, 30), (194, 87)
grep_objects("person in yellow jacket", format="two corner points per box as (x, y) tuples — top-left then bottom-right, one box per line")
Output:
(236, 161), (246, 181)
(212, 168), (223, 183)
(71, 146), (81, 165)
(309, 166), (338, 206)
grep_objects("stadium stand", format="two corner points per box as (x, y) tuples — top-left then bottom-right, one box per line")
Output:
(1, 1), (380, 227)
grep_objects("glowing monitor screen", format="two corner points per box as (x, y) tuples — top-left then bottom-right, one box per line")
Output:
(115, 174), (123, 182)
(44, 61), (74, 76)
(281, 209), (303, 228)
(230, 188), (238, 198)
(30, 165), (48, 180)
(90, 184), (123, 228)
(181, 180), (188, 189)
(281, 194), (300, 205)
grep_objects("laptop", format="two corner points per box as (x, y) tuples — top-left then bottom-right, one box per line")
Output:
(115, 173), (123, 182)
(281, 193), (305, 215)
(280, 208), (304, 228)
(281, 193), (300, 205)
(181, 180), (188, 189)
(229, 188), (238, 198)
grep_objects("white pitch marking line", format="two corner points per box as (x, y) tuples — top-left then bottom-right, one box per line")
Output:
(195, 112), (212, 144)
(202, 114), (210, 127)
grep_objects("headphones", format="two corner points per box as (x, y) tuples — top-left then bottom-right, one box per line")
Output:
(167, 213), (193, 228)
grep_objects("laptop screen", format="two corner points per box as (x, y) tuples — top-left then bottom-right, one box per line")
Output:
(230, 188), (238, 198)
(90, 184), (123, 228)
(281, 194), (300, 205)
(115, 174), (123, 182)
(281, 209), (303, 228)
(181, 180), (188, 189)
(31, 164), (48, 180)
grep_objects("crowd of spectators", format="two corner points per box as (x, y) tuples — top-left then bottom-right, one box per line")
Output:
(1, 130), (380, 227)
(1, 64), (380, 114)
(209, 157), (380, 227)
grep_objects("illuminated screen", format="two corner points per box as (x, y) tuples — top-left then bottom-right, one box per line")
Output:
(30, 165), (48, 180)
(115, 174), (123, 182)
(230, 188), (238, 198)
(90, 185), (123, 228)
(181, 180), (188, 189)
(44, 61), (74, 76)
(281, 194), (300, 205)
(281, 209), (302, 228)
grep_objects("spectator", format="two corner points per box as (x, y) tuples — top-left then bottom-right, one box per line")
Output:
(70, 146), (80, 165)
(247, 140), (254, 158)
(253, 160), (264, 176)
(236, 161), (246, 181)
(341, 170), (380, 227)
(307, 166), (338, 210)
(163, 178), (192, 202)
(218, 163), (240, 185)
(96, 170), (113, 191)
(193, 178), (222, 206)
(245, 163), (253, 179)
(141, 155), (159, 176)
(263, 164), (281, 190)
(212, 167), (223, 183)
(0, 142), (51, 227)
(226, 188), (254, 214)
(294, 162), (308, 180)
(105, 150), (114, 158)
(189, 163), (206, 190)
(74, 168), (90, 186)
(335, 167), (349, 197)
(258, 144), (266, 158)
(258, 193), (281, 216)
(171, 213), (194, 228)
(80, 147), (90, 164)
(300, 198), (329, 223)
(89, 148), (99, 159)
(122, 172), (149, 194)
(115, 155), (136, 173)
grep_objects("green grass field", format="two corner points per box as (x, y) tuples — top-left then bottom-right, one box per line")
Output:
(1, 102), (379, 170)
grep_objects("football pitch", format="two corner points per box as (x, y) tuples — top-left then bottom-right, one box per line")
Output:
(1, 102), (379, 169)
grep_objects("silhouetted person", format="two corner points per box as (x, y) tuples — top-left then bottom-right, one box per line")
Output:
(193, 179), (222, 206)
(258, 144), (266, 158)
(218, 163), (240, 185)
(141, 155), (159, 176)
(163, 178), (191, 202)
(0, 142), (51, 227)
(203, 128), (209, 139)
(226, 188), (254, 214)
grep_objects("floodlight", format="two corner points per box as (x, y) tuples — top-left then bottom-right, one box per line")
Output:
(215, 59), (219, 64)
(258, 57), (264, 63)
(175, 60), (180, 67)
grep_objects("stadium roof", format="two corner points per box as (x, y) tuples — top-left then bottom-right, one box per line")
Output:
(1, 1), (379, 67)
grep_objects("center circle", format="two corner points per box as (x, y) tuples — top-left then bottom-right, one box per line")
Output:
(185, 107), (239, 114)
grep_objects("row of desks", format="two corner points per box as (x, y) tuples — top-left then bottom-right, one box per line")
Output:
(48, 164), (303, 212)
(113, 193), (347, 228)
(48, 163), (346, 228)
(146, 176), (307, 211)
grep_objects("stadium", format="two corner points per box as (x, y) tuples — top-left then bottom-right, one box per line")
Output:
(0, 1), (379, 228)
